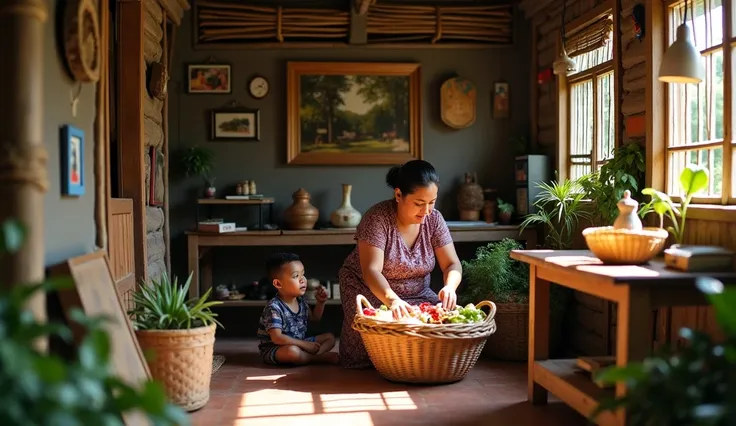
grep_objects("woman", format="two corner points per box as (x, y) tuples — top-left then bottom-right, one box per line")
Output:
(338, 160), (463, 369)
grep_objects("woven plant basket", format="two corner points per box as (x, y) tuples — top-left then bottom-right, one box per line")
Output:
(481, 302), (528, 361)
(352, 295), (497, 384)
(582, 226), (669, 264)
(135, 323), (216, 411)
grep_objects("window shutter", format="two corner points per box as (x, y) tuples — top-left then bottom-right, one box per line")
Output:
(565, 16), (614, 58)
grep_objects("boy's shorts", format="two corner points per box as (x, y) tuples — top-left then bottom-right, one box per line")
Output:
(261, 336), (317, 365)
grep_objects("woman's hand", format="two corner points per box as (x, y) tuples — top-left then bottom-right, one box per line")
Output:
(389, 298), (412, 320)
(438, 287), (457, 310)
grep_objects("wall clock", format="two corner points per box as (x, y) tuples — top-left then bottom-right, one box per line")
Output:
(249, 75), (269, 99)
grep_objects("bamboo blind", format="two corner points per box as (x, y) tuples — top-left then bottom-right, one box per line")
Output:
(197, 1), (349, 44)
(565, 16), (614, 58)
(366, 3), (513, 44)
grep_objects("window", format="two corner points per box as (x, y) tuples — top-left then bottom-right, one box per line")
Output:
(665, 0), (734, 203)
(565, 16), (615, 180)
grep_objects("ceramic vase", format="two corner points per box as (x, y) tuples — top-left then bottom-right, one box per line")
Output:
(283, 188), (319, 230)
(457, 172), (484, 221)
(330, 184), (362, 228)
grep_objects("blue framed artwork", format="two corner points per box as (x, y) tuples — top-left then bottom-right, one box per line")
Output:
(60, 125), (85, 196)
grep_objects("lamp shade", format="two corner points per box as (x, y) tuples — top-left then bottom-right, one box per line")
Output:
(553, 45), (577, 76)
(659, 23), (705, 84)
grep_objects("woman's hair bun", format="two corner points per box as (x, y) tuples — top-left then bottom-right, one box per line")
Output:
(385, 165), (401, 189)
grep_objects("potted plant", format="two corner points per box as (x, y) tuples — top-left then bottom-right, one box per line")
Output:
(129, 272), (223, 411)
(177, 146), (215, 198)
(519, 175), (594, 249)
(497, 198), (515, 224)
(579, 143), (646, 225)
(593, 277), (735, 426)
(638, 163), (709, 247)
(461, 238), (566, 361)
(0, 219), (189, 425)
(204, 176), (217, 199)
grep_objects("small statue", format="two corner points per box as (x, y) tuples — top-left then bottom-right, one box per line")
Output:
(613, 190), (643, 230)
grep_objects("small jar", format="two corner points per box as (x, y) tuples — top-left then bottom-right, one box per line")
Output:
(236, 182), (244, 195)
(243, 180), (250, 195)
(249, 180), (257, 195)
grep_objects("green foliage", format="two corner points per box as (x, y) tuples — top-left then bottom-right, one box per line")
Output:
(176, 146), (214, 182)
(638, 164), (709, 245)
(593, 277), (736, 426)
(497, 199), (515, 214)
(461, 239), (529, 305)
(129, 272), (223, 331)
(0, 219), (189, 426)
(519, 175), (593, 249)
(579, 143), (646, 225)
(460, 238), (567, 312)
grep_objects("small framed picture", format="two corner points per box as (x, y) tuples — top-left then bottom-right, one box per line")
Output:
(210, 108), (260, 141)
(60, 124), (85, 196)
(187, 64), (231, 94)
(493, 81), (509, 119)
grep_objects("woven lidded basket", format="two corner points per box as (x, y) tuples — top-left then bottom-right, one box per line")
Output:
(135, 323), (216, 411)
(481, 302), (527, 361)
(583, 226), (669, 265)
(352, 295), (497, 384)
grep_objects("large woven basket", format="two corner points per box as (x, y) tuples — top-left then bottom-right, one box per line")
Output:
(135, 323), (216, 411)
(481, 302), (527, 361)
(583, 226), (669, 264)
(352, 295), (497, 384)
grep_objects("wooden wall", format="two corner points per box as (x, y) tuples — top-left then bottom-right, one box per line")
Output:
(143, 0), (168, 282)
(526, 0), (732, 355)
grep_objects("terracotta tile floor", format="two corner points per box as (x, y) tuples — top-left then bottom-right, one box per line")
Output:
(192, 339), (587, 426)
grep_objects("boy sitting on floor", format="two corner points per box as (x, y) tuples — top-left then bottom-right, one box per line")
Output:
(257, 253), (339, 366)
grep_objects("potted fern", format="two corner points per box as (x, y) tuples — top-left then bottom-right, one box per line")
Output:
(129, 273), (223, 411)
(0, 219), (189, 425)
(176, 146), (215, 198)
(461, 238), (566, 361)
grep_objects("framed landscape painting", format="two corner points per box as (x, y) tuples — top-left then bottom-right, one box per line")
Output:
(187, 64), (231, 94)
(286, 61), (422, 165)
(210, 108), (260, 141)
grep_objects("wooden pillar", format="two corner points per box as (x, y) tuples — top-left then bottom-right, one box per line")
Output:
(117, 0), (148, 283)
(0, 0), (49, 326)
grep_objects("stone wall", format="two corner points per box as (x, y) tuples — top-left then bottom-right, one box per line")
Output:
(144, 0), (167, 282)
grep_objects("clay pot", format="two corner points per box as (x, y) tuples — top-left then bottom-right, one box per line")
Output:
(457, 172), (484, 221)
(499, 211), (512, 225)
(283, 188), (319, 230)
(204, 186), (216, 198)
(331, 184), (362, 228)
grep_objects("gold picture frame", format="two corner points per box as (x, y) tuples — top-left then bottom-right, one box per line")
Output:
(286, 61), (422, 165)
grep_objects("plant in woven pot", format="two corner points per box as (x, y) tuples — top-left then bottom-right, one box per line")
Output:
(461, 238), (566, 361)
(129, 272), (223, 412)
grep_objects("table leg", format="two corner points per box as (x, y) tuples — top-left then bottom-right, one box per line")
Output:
(528, 264), (550, 404)
(187, 235), (200, 299)
(615, 286), (652, 425)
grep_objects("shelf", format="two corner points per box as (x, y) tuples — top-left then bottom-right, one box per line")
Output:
(198, 198), (274, 205)
(214, 299), (343, 307)
(533, 359), (618, 426)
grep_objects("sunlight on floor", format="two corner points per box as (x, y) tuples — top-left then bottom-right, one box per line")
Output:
(244, 374), (287, 381)
(229, 412), (375, 426)
(234, 389), (417, 421)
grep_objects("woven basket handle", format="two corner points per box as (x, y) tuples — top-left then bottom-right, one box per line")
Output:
(355, 294), (375, 315)
(474, 300), (497, 324)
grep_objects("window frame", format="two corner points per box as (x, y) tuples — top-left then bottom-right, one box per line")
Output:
(556, 3), (619, 183)
(663, 0), (735, 205)
(566, 55), (615, 178)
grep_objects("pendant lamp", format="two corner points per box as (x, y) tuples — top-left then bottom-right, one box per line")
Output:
(553, 1), (576, 76)
(659, 0), (704, 84)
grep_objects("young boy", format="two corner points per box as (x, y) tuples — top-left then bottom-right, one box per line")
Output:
(257, 253), (339, 366)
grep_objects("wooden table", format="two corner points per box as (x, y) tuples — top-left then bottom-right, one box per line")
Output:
(510, 249), (736, 426)
(187, 224), (537, 300)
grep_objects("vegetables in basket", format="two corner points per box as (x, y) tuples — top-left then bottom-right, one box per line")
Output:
(362, 302), (487, 324)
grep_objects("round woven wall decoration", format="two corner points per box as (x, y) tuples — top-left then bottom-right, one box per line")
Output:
(440, 76), (477, 129)
(63, 0), (101, 83)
